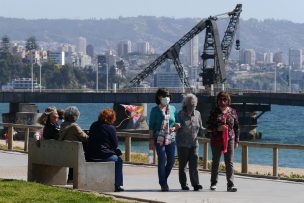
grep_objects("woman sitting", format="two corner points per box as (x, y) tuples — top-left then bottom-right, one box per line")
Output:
(59, 106), (88, 142)
(37, 106), (60, 140)
(85, 108), (124, 192)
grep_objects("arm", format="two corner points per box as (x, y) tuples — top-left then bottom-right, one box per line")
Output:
(148, 108), (156, 150)
(232, 109), (240, 144)
(73, 124), (89, 142)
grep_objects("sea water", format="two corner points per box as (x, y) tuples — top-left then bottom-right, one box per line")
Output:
(1, 103), (304, 168)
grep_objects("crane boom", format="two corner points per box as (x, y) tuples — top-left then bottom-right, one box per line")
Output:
(129, 4), (242, 88)
(129, 19), (208, 87)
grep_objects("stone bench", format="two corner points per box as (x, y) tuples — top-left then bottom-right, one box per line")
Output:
(27, 139), (115, 192)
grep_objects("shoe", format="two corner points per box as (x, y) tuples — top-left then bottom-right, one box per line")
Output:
(210, 184), (217, 191)
(181, 184), (190, 190)
(115, 185), (124, 192)
(161, 184), (169, 192)
(193, 184), (203, 191)
(227, 185), (237, 192)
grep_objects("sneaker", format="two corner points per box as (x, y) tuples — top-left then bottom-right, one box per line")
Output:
(181, 184), (190, 190)
(210, 184), (217, 191)
(193, 184), (203, 191)
(115, 185), (124, 192)
(161, 184), (169, 192)
(227, 185), (237, 192)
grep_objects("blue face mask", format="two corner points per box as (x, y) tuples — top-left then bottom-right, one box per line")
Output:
(161, 97), (170, 106)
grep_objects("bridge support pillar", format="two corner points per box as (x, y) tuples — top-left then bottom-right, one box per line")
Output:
(1, 102), (40, 139)
(197, 102), (271, 140)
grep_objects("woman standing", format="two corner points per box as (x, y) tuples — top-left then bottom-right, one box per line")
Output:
(176, 93), (204, 191)
(149, 88), (179, 192)
(207, 91), (240, 192)
(85, 108), (124, 192)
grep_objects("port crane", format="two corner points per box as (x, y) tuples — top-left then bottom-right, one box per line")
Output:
(129, 4), (242, 88)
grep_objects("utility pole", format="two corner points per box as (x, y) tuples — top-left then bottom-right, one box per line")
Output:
(106, 63), (109, 91)
(96, 63), (99, 92)
(31, 62), (34, 92)
(288, 65), (291, 93)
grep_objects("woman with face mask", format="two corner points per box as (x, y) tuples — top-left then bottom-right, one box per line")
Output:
(176, 93), (204, 191)
(207, 91), (240, 192)
(149, 88), (180, 192)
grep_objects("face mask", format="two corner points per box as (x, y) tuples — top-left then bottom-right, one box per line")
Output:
(161, 97), (170, 106)
(186, 104), (196, 112)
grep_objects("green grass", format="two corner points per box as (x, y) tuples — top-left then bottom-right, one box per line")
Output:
(0, 179), (125, 203)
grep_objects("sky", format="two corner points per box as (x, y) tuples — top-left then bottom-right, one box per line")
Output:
(1, 0), (304, 23)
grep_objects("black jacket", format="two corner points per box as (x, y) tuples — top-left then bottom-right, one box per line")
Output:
(85, 121), (118, 160)
(43, 121), (60, 140)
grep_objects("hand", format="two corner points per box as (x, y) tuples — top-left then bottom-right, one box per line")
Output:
(217, 125), (227, 131)
(234, 142), (239, 148)
(169, 127), (176, 133)
(174, 123), (181, 129)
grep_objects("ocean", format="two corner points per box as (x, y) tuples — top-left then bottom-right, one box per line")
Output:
(1, 103), (304, 168)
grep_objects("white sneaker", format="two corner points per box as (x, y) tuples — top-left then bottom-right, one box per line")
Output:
(210, 185), (217, 191)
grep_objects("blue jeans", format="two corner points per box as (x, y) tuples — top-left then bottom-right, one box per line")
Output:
(105, 155), (123, 186)
(155, 141), (176, 186)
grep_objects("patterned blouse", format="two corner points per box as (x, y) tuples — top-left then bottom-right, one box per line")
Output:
(207, 106), (240, 145)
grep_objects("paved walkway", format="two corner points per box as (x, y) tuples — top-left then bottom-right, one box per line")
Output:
(0, 151), (304, 203)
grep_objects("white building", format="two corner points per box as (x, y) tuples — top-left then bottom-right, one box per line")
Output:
(77, 37), (87, 54)
(289, 49), (302, 70)
(264, 52), (273, 64)
(48, 51), (65, 65)
(137, 41), (150, 54)
(240, 49), (256, 66)
(184, 36), (199, 67)
(117, 40), (132, 57)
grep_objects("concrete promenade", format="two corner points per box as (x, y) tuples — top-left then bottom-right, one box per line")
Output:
(0, 150), (304, 203)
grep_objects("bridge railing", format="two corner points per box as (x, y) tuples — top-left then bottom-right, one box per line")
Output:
(1, 124), (303, 177)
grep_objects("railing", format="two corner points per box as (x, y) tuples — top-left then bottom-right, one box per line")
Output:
(1, 123), (304, 177)
(0, 123), (42, 152)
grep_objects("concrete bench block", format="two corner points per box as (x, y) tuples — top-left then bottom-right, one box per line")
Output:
(28, 139), (115, 192)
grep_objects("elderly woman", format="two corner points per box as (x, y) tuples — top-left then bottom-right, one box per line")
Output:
(37, 106), (60, 140)
(207, 91), (240, 192)
(176, 93), (204, 191)
(85, 108), (124, 192)
(59, 106), (88, 142)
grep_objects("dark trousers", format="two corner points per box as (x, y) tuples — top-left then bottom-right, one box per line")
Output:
(105, 155), (123, 186)
(155, 141), (176, 186)
(177, 146), (199, 187)
(210, 139), (234, 187)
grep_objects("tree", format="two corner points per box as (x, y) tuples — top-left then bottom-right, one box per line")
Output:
(25, 36), (39, 51)
(0, 35), (11, 59)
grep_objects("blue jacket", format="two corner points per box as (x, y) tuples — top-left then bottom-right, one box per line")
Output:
(149, 105), (178, 141)
(85, 121), (118, 160)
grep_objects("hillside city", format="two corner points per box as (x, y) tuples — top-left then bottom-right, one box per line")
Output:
(0, 18), (304, 92)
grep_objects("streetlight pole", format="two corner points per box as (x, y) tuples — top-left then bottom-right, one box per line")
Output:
(106, 64), (109, 91)
(96, 64), (99, 92)
(39, 63), (42, 92)
(182, 67), (185, 93)
(31, 62), (34, 92)
(274, 65), (277, 93)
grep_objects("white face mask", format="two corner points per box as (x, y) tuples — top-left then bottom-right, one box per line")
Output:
(161, 97), (170, 106)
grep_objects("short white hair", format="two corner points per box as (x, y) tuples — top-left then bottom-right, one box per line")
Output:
(182, 93), (198, 108)
(64, 106), (80, 122)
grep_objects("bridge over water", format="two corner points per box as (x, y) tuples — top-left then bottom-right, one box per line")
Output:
(0, 90), (304, 106)
(1, 89), (304, 139)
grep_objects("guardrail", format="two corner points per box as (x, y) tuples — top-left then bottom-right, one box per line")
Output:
(1, 123), (304, 177)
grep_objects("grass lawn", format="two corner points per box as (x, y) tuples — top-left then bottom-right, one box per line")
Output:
(0, 179), (125, 203)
